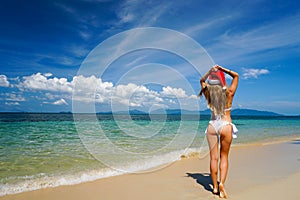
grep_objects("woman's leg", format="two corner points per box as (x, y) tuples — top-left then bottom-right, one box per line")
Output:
(219, 125), (232, 198)
(206, 125), (219, 193)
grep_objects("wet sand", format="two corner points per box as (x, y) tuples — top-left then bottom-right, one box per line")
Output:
(1, 138), (300, 200)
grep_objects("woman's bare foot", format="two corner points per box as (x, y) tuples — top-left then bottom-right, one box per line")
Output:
(219, 183), (228, 198)
(212, 187), (218, 195)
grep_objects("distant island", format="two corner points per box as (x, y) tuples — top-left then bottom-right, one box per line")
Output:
(229, 109), (282, 116)
(0, 108), (287, 116)
(97, 108), (283, 116)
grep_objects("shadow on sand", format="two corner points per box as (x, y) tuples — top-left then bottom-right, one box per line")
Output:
(290, 139), (300, 145)
(186, 172), (213, 192)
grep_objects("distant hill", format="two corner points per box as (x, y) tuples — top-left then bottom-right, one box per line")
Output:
(230, 109), (282, 116)
(149, 108), (282, 116)
(150, 109), (199, 115)
(98, 109), (148, 115)
(199, 109), (211, 115)
(0, 109), (287, 116)
(96, 108), (283, 116)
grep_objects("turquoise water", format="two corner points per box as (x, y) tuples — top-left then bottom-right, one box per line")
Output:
(0, 113), (299, 195)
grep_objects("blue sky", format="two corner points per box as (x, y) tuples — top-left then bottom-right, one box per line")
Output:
(0, 0), (300, 115)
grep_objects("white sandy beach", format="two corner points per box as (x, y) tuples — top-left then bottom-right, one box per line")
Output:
(1, 138), (299, 200)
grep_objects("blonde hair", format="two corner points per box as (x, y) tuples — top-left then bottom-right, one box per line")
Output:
(201, 84), (227, 116)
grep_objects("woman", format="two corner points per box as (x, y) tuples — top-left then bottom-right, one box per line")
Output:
(199, 65), (239, 198)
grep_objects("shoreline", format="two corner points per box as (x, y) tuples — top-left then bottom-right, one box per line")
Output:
(1, 136), (299, 200)
(232, 133), (300, 147)
(1, 135), (299, 197)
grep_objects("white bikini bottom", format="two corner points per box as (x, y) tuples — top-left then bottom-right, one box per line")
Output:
(205, 119), (238, 138)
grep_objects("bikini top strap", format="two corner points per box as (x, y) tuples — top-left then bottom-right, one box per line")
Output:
(208, 106), (232, 114)
(224, 107), (232, 112)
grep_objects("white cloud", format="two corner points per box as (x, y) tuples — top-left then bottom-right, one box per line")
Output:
(119, 13), (135, 24)
(0, 75), (10, 87)
(124, 55), (148, 68)
(54, 2), (76, 15)
(72, 75), (113, 103)
(72, 75), (197, 108)
(72, 75), (165, 107)
(242, 68), (269, 79)
(53, 98), (68, 105)
(45, 92), (57, 100)
(209, 13), (300, 63)
(43, 73), (53, 77)
(183, 15), (233, 37)
(69, 45), (90, 58)
(5, 102), (20, 106)
(237, 14), (300, 50)
(169, 99), (176, 104)
(20, 73), (73, 92)
(161, 86), (188, 98)
(12, 72), (197, 109)
(115, 0), (171, 27)
(74, 78), (164, 107)
(112, 83), (163, 107)
(189, 94), (198, 100)
(78, 30), (91, 40)
(3, 92), (25, 101)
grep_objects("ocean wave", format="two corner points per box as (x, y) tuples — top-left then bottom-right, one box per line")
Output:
(0, 147), (206, 196)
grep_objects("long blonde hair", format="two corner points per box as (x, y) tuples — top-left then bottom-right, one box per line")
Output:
(200, 84), (227, 116)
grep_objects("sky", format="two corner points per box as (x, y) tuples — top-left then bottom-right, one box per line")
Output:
(0, 0), (300, 115)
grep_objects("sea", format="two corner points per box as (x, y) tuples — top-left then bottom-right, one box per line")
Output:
(0, 112), (300, 196)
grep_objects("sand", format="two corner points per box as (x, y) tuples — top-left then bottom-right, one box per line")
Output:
(1, 138), (300, 200)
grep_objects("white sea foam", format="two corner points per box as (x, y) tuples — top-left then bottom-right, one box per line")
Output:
(0, 147), (205, 196)
(0, 168), (123, 196)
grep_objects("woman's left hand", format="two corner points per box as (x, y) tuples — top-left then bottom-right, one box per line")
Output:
(211, 65), (221, 71)
(211, 65), (218, 71)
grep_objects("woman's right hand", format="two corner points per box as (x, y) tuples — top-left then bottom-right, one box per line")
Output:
(211, 65), (221, 72)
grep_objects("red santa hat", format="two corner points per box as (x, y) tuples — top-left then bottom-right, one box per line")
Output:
(207, 70), (227, 89)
